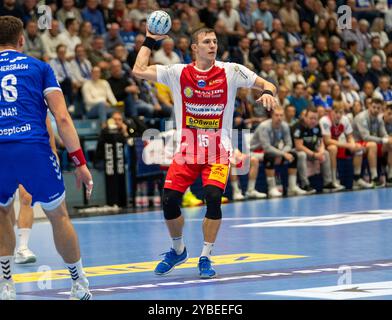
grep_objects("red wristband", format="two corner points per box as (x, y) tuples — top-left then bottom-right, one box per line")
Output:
(69, 149), (86, 167)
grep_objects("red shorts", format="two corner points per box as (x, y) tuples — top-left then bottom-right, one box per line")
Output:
(357, 141), (384, 158)
(164, 153), (230, 193)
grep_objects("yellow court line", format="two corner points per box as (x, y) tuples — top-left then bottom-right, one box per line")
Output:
(14, 253), (306, 284)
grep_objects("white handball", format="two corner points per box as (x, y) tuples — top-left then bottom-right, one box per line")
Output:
(147, 10), (172, 35)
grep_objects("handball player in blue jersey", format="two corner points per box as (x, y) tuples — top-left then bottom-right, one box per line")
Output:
(0, 16), (93, 300)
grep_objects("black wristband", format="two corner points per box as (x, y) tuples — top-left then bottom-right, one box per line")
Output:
(142, 36), (156, 50)
(260, 90), (274, 97)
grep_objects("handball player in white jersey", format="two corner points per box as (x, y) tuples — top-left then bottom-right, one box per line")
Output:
(133, 27), (277, 278)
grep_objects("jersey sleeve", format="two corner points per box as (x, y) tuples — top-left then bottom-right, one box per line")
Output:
(156, 64), (183, 88)
(42, 62), (62, 96)
(343, 116), (353, 135)
(228, 63), (258, 89)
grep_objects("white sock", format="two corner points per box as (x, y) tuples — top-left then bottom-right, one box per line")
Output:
(0, 256), (13, 282)
(288, 174), (297, 190)
(172, 236), (185, 255)
(388, 166), (392, 179)
(370, 167), (378, 180)
(354, 167), (361, 175)
(247, 179), (256, 192)
(231, 180), (241, 194)
(65, 258), (86, 282)
(201, 242), (214, 258)
(17, 228), (31, 250)
(267, 176), (276, 189)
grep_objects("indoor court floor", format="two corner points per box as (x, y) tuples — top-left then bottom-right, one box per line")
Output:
(12, 188), (392, 300)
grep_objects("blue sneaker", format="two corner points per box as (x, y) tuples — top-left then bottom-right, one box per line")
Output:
(198, 256), (217, 279)
(154, 248), (188, 275)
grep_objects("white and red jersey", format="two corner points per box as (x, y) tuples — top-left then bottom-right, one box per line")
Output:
(156, 61), (257, 163)
(320, 115), (353, 140)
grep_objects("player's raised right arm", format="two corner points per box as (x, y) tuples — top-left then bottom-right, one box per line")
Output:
(132, 30), (168, 82)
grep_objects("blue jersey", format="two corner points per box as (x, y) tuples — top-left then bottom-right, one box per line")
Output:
(0, 49), (61, 144)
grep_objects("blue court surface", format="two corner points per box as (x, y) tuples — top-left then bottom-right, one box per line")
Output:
(14, 188), (392, 300)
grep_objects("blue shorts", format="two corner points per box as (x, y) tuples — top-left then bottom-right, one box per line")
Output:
(0, 142), (65, 210)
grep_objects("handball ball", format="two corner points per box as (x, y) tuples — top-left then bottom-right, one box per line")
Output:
(147, 10), (171, 35)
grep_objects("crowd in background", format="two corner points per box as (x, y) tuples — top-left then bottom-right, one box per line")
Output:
(2, 0), (392, 201)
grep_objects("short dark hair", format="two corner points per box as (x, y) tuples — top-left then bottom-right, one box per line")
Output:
(191, 27), (215, 44)
(65, 18), (76, 30)
(372, 97), (384, 105)
(0, 16), (24, 46)
(305, 106), (318, 115)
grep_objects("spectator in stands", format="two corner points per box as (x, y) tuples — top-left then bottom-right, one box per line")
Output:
(298, 0), (315, 28)
(112, 0), (129, 25)
(58, 18), (81, 60)
(275, 63), (290, 89)
(56, 0), (83, 26)
(119, 18), (138, 53)
(328, 36), (346, 66)
(113, 44), (132, 74)
(24, 20), (47, 61)
(303, 57), (319, 89)
(88, 35), (113, 78)
(353, 59), (372, 91)
(0, 0), (24, 21)
(252, 106), (307, 198)
(70, 44), (92, 85)
(251, 0), (273, 32)
(278, 0), (300, 32)
(237, 0), (252, 33)
(285, 21), (302, 50)
(233, 88), (254, 130)
(287, 60), (306, 91)
(104, 22), (125, 54)
(270, 18), (288, 43)
(21, 0), (39, 25)
(375, 75), (392, 105)
(127, 33), (145, 69)
(214, 19), (230, 62)
(335, 58), (359, 91)
(348, 0), (381, 24)
(326, 17), (341, 39)
(99, 0), (116, 26)
(287, 82), (310, 118)
(81, 66), (118, 123)
(383, 55), (392, 79)
(370, 17), (389, 49)
(353, 97), (392, 187)
(383, 104), (392, 136)
(368, 55), (385, 88)
(358, 19), (372, 51)
(247, 19), (271, 48)
(218, 0), (245, 44)
(79, 21), (94, 51)
(82, 0), (106, 35)
(284, 104), (297, 126)
(313, 80), (333, 117)
(295, 41), (314, 70)
(341, 76), (361, 110)
(259, 57), (277, 86)
(153, 38), (181, 65)
(320, 102), (371, 190)
(314, 36), (330, 67)
(359, 81), (377, 105)
(154, 81), (174, 113)
(230, 37), (254, 70)
(342, 18), (364, 54)
(292, 106), (341, 193)
(107, 59), (137, 117)
(41, 19), (62, 60)
(174, 35), (192, 64)
(344, 40), (361, 70)
(50, 44), (76, 109)
(364, 36), (387, 65)
(128, 0), (152, 29)
(271, 35), (289, 64)
(199, 0), (219, 29)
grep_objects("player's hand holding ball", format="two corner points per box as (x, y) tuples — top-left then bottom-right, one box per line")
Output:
(146, 10), (171, 40)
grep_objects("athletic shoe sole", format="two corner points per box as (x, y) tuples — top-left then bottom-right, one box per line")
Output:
(154, 254), (189, 276)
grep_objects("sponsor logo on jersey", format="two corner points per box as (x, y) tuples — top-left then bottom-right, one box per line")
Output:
(208, 164), (229, 184)
(183, 86), (193, 98)
(197, 80), (206, 88)
(186, 116), (220, 129)
(209, 79), (224, 86)
(195, 74), (208, 80)
(194, 88), (224, 99)
(185, 103), (224, 116)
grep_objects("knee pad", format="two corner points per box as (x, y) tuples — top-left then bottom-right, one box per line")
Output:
(288, 151), (298, 169)
(162, 189), (183, 220)
(264, 153), (275, 169)
(204, 185), (223, 220)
